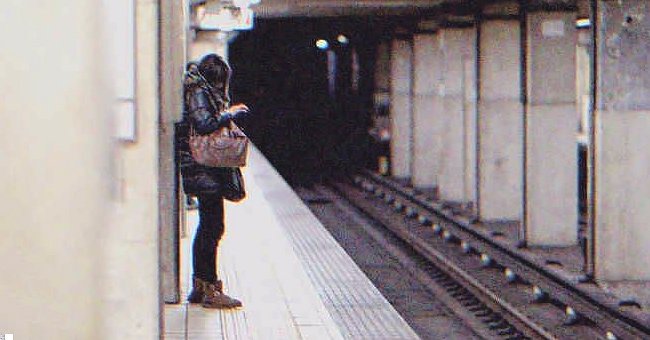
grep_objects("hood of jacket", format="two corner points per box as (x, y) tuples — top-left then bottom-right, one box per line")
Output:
(184, 62), (229, 111)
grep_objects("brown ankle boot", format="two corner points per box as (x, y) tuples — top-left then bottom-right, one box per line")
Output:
(187, 277), (205, 303)
(202, 280), (242, 309)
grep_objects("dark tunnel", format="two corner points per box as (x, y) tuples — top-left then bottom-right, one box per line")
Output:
(229, 17), (390, 185)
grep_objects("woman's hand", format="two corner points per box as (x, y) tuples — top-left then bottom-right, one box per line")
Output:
(214, 103), (248, 127)
(227, 103), (249, 115)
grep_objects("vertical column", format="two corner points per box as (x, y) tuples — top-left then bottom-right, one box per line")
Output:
(389, 38), (413, 179)
(190, 31), (231, 60)
(439, 27), (478, 204)
(463, 28), (479, 209)
(374, 42), (391, 111)
(525, 11), (578, 246)
(160, 0), (187, 303)
(576, 28), (591, 219)
(372, 41), (391, 173)
(0, 1), (110, 339)
(412, 33), (441, 189)
(595, 0), (650, 280)
(478, 16), (524, 221)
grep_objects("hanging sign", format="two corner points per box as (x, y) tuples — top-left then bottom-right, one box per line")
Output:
(199, 6), (254, 31)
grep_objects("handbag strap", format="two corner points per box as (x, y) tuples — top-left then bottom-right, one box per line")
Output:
(190, 121), (239, 138)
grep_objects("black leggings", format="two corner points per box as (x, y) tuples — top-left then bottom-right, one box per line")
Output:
(192, 193), (225, 283)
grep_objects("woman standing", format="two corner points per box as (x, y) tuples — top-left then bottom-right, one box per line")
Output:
(178, 54), (248, 309)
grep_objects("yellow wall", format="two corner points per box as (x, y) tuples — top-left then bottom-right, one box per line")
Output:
(0, 1), (110, 338)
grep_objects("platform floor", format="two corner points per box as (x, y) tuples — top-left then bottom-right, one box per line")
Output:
(164, 148), (419, 339)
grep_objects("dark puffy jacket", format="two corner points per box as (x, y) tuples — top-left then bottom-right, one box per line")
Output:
(177, 65), (232, 195)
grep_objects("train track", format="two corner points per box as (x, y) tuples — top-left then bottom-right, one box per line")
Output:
(306, 184), (544, 339)
(323, 173), (650, 340)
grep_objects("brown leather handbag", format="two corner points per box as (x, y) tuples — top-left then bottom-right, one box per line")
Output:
(189, 121), (249, 167)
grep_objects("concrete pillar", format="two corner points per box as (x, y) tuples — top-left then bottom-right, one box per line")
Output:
(478, 18), (524, 221)
(389, 38), (413, 179)
(0, 1), (110, 339)
(463, 28), (479, 209)
(412, 33), (441, 189)
(372, 41), (391, 173)
(374, 42), (391, 113)
(160, 0), (187, 304)
(524, 11), (578, 246)
(595, 0), (650, 280)
(576, 30), (592, 139)
(190, 31), (232, 61)
(439, 27), (478, 204)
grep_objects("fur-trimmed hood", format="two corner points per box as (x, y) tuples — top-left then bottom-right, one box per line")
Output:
(183, 62), (204, 87)
(183, 62), (229, 111)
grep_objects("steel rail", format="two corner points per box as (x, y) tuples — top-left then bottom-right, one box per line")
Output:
(355, 171), (650, 340)
(330, 181), (556, 340)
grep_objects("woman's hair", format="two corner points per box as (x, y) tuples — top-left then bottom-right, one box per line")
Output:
(197, 53), (232, 109)
(198, 54), (231, 90)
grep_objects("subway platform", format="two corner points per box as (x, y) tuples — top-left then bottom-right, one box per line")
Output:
(164, 147), (420, 339)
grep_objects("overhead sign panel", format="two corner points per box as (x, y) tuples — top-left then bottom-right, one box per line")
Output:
(199, 4), (254, 31)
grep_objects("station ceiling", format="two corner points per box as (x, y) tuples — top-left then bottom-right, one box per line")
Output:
(194, 1), (585, 20)
(252, 0), (450, 18)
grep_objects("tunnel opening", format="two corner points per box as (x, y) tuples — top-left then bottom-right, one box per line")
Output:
(226, 11), (596, 267)
(229, 17), (391, 185)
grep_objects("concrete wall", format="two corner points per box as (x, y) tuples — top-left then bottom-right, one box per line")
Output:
(0, 1), (110, 339)
(478, 20), (523, 221)
(525, 11), (578, 246)
(412, 33), (441, 189)
(101, 0), (161, 338)
(0, 0), (180, 337)
(439, 28), (477, 203)
(595, 0), (650, 280)
(389, 39), (413, 179)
